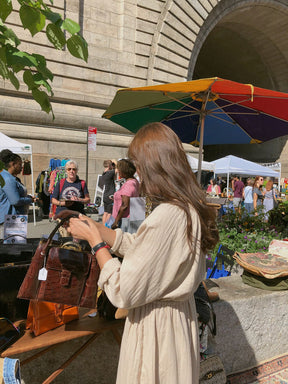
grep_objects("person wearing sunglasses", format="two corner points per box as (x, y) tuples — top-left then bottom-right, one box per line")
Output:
(51, 160), (90, 215)
(253, 176), (264, 215)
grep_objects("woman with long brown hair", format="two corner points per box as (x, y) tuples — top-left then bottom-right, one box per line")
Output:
(57, 122), (219, 384)
(253, 175), (264, 215)
(111, 159), (139, 231)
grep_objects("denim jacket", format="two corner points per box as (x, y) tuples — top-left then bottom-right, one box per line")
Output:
(0, 169), (32, 224)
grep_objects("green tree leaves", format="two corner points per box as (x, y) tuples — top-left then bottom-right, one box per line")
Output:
(0, 0), (89, 117)
(0, 0), (12, 23)
(46, 23), (66, 49)
(62, 18), (80, 35)
(20, 5), (46, 37)
(67, 35), (88, 62)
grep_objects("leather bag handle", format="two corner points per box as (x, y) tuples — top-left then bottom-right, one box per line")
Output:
(42, 213), (80, 256)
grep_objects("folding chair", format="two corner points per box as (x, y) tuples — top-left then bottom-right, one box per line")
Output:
(206, 244), (235, 279)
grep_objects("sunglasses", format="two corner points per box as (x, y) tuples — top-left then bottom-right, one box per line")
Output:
(67, 168), (77, 171)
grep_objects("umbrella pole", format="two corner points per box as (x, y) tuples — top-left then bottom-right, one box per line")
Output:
(196, 113), (205, 185)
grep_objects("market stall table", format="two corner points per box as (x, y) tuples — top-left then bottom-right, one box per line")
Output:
(1, 308), (124, 384)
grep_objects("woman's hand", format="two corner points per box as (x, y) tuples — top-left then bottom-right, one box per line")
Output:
(67, 215), (114, 269)
(67, 215), (102, 245)
(55, 210), (117, 248)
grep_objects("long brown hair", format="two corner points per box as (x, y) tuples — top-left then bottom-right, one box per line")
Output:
(253, 176), (263, 188)
(128, 122), (219, 254)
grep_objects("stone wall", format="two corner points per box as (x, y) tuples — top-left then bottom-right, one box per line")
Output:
(1, 0), (288, 185)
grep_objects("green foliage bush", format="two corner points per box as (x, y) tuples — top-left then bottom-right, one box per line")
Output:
(210, 201), (288, 260)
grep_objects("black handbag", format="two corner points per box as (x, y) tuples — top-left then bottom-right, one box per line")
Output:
(194, 282), (216, 335)
(0, 317), (20, 352)
(97, 291), (117, 321)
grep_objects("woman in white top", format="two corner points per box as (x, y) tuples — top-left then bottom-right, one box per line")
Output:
(243, 178), (254, 214)
(263, 179), (277, 221)
(57, 122), (219, 384)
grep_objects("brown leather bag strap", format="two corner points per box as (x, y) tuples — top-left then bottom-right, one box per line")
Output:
(42, 214), (79, 255)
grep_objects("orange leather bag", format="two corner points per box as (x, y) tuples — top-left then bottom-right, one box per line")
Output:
(26, 300), (79, 336)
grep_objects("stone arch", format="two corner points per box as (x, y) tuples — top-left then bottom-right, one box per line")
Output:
(144, 0), (288, 171)
(189, 0), (288, 92)
(146, 0), (212, 84)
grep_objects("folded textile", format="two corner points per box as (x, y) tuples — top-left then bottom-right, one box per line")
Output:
(268, 239), (288, 259)
(3, 358), (21, 384)
(234, 252), (288, 279)
(242, 270), (288, 290)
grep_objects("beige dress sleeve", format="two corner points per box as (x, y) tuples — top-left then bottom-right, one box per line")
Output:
(98, 203), (204, 308)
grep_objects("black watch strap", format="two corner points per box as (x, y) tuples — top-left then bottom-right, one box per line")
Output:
(91, 241), (107, 255)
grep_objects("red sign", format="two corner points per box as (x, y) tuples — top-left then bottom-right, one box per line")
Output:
(88, 126), (97, 151)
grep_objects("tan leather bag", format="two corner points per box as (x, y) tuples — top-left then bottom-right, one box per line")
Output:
(26, 300), (79, 336)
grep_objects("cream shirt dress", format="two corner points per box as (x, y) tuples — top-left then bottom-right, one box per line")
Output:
(98, 203), (205, 384)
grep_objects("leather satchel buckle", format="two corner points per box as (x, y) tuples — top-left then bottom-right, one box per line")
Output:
(60, 270), (72, 287)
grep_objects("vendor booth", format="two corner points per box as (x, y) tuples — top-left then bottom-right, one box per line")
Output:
(0, 132), (36, 225)
(213, 155), (280, 193)
(187, 154), (215, 172)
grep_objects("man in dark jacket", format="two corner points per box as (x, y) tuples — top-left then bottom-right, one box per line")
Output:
(99, 160), (115, 224)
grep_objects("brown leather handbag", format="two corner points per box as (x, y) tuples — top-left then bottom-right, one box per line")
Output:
(17, 216), (100, 308)
(26, 300), (79, 336)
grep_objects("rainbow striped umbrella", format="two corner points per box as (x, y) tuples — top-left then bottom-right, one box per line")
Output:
(103, 77), (288, 181)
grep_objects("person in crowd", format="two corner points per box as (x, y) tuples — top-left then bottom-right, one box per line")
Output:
(232, 176), (244, 212)
(51, 160), (90, 215)
(56, 122), (219, 384)
(111, 159), (139, 232)
(99, 160), (116, 225)
(253, 175), (264, 215)
(0, 149), (37, 238)
(243, 178), (254, 214)
(263, 179), (278, 220)
(272, 183), (279, 201)
(216, 176), (225, 193)
(206, 178), (221, 197)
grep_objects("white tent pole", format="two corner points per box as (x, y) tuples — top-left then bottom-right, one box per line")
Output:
(279, 163), (281, 192)
(30, 152), (36, 226)
(227, 172), (230, 197)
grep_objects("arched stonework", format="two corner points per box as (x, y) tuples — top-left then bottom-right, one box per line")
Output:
(140, 0), (288, 175)
(1, 0), (288, 190)
(190, 0), (288, 91)
(138, 0), (213, 85)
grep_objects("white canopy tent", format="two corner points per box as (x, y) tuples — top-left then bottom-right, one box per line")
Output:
(0, 132), (36, 225)
(213, 155), (280, 193)
(187, 154), (215, 172)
